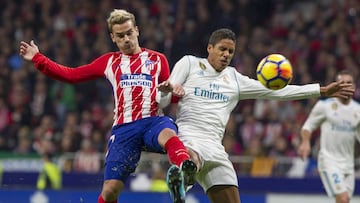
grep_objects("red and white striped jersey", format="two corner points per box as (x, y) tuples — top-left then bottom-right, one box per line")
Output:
(32, 48), (170, 126)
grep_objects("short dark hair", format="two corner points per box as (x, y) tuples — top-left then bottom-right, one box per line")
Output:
(208, 28), (236, 46)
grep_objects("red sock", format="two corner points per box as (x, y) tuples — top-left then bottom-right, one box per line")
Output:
(98, 195), (117, 203)
(165, 136), (190, 167)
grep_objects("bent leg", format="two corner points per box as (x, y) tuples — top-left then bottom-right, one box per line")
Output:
(207, 185), (240, 203)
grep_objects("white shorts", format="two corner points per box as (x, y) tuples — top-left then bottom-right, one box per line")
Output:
(318, 163), (355, 197)
(182, 139), (238, 192)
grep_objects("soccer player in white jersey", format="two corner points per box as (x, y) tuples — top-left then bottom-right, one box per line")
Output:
(19, 9), (197, 203)
(158, 28), (355, 203)
(298, 70), (360, 203)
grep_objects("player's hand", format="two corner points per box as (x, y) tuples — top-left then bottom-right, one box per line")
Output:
(19, 40), (39, 61)
(320, 80), (355, 99)
(157, 81), (185, 97)
(158, 81), (173, 93)
(297, 141), (311, 161)
(171, 84), (185, 97)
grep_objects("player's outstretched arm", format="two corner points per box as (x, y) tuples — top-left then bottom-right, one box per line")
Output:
(320, 81), (355, 99)
(19, 40), (39, 61)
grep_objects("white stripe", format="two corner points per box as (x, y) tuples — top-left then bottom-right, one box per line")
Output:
(104, 55), (120, 126)
(141, 52), (151, 118)
(121, 55), (133, 123)
(154, 55), (161, 109)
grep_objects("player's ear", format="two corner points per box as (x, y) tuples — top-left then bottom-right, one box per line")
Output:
(207, 44), (213, 53)
(134, 26), (139, 37)
(110, 33), (116, 43)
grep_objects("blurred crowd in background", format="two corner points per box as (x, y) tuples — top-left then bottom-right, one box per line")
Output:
(0, 0), (360, 175)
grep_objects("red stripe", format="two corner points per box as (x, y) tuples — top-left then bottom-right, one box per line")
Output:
(114, 54), (124, 124)
(149, 53), (159, 116)
(130, 55), (143, 121)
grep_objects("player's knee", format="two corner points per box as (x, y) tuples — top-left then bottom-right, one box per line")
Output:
(101, 188), (120, 201)
(336, 193), (350, 203)
(102, 180), (123, 201)
(161, 128), (177, 137)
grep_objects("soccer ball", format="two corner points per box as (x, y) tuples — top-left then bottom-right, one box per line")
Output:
(256, 54), (293, 90)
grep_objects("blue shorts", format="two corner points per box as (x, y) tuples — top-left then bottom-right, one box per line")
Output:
(104, 116), (177, 182)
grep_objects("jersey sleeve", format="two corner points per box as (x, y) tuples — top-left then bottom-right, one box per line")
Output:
(169, 55), (191, 85)
(356, 105), (360, 143)
(166, 55), (192, 104)
(157, 53), (170, 83)
(234, 72), (321, 100)
(302, 100), (326, 133)
(32, 53), (109, 83)
(155, 52), (171, 108)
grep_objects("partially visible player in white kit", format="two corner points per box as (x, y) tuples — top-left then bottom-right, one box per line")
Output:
(298, 70), (360, 203)
(158, 28), (355, 203)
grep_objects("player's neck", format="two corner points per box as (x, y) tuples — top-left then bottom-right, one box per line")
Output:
(338, 98), (351, 105)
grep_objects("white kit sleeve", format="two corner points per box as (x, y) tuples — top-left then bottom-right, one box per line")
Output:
(235, 72), (321, 100)
(158, 92), (171, 109)
(169, 55), (192, 85)
(301, 101), (326, 132)
(158, 56), (193, 108)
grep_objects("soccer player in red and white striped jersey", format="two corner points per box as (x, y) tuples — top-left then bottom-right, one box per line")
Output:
(20, 9), (196, 203)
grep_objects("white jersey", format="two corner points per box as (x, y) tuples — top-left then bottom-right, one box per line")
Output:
(302, 98), (360, 173)
(169, 55), (322, 191)
(170, 55), (321, 145)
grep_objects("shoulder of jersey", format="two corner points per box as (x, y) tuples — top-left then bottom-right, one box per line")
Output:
(184, 55), (204, 68)
(352, 99), (360, 107)
(184, 55), (201, 62)
(145, 49), (165, 56)
(319, 97), (335, 103)
(102, 52), (118, 58)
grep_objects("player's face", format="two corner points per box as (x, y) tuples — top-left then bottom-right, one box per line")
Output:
(207, 39), (235, 72)
(110, 20), (140, 55)
(337, 73), (355, 87)
(337, 73), (355, 100)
